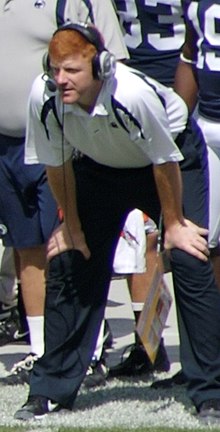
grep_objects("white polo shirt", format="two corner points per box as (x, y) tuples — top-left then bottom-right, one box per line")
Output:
(25, 62), (186, 168)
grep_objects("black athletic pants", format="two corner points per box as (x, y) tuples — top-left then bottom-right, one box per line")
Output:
(30, 120), (220, 410)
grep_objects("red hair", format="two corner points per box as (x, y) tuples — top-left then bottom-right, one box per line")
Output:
(49, 29), (97, 63)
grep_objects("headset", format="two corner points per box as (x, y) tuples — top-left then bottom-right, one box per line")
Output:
(42, 22), (116, 91)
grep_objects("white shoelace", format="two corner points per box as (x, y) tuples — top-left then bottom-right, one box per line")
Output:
(10, 353), (38, 374)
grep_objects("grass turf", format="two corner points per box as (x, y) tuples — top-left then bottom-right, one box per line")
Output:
(1, 428), (220, 432)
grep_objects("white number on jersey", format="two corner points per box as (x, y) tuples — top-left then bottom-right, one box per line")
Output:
(188, 2), (220, 71)
(117, 0), (184, 50)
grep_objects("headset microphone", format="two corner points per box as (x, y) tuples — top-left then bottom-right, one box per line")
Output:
(42, 74), (57, 92)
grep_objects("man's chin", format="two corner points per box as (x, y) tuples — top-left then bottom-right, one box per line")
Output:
(61, 91), (77, 104)
(62, 96), (76, 104)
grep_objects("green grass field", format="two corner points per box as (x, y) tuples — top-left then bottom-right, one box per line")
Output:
(1, 428), (220, 432)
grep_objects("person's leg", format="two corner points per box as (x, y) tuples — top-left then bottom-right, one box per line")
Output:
(109, 219), (170, 377)
(128, 232), (158, 307)
(23, 159), (160, 411)
(16, 244), (46, 357)
(194, 118), (220, 289)
(169, 120), (220, 410)
(210, 245), (220, 289)
(128, 226), (170, 372)
(0, 247), (30, 352)
(0, 242), (17, 312)
(0, 136), (59, 377)
(128, 224), (160, 326)
(27, 162), (127, 407)
(79, 320), (109, 389)
(206, 146), (220, 289)
(152, 117), (220, 391)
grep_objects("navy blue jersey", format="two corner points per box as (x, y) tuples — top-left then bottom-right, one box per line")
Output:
(185, 0), (220, 120)
(114, 0), (185, 86)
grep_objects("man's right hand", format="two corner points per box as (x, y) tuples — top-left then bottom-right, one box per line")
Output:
(46, 222), (91, 261)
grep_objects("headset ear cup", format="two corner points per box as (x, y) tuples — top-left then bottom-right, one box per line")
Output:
(42, 52), (51, 74)
(92, 51), (116, 80)
(42, 52), (57, 92)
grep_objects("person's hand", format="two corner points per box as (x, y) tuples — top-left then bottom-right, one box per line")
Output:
(47, 222), (91, 261)
(164, 218), (209, 261)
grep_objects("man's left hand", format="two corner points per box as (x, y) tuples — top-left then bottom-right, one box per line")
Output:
(164, 218), (209, 261)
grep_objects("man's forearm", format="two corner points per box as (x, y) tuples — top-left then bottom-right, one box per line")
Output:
(46, 159), (81, 234)
(153, 162), (184, 229)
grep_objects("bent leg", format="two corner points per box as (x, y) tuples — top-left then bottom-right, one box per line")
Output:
(29, 158), (161, 408)
(171, 132), (220, 409)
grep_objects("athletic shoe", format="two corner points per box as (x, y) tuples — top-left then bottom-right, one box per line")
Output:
(14, 395), (60, 420)
(197, 399), (220, 420)
(0, 352), (38, 385)
(0, 301), (15, 321)
(0, 307), (29, 346)
(83, 358), (109, 388)
(151, 369), (187, 389)
(109, 339), (170, 377)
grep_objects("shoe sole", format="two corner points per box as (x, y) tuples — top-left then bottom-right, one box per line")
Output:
(14, 409), (36, 421)
(198, 409), (220, 419)
(14, 406), (60, 421)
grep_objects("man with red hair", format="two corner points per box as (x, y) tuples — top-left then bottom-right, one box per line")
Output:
(14, 23), (219, 421)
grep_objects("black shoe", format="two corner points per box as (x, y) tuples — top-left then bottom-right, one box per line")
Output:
(0, 352), (38, 385)
(14, 395), (60, 420)
(109, 340), (170, 378)
(0, 301), (15, 321)
(0, 307), (29, 346)
(198, 399), (220, 420)
(83, 358), (109, 388)
(151, 369), (187, 389)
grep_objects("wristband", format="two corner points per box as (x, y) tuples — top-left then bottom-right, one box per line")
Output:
(180, 52), (196, 65)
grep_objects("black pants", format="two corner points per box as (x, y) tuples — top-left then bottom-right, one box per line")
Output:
(30, 121), (220, 410)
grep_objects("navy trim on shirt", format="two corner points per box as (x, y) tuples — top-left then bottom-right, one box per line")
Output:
(111, 96), (145, 139)
(130, 70), (166, 110)
(56, 0), (94, 27)
(41, 96), (63, 139)
(56, 0), (67, 27)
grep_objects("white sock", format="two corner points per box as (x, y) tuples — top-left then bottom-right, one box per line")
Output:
(131, 302), (144, 312)
(26, 315), (44, 358)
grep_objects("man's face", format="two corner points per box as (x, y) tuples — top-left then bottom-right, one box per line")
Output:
(50, 53), (100, 110)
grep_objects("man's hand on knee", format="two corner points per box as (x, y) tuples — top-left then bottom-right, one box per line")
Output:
(164, 219), (209, 261)
(47, 222), (91, 261)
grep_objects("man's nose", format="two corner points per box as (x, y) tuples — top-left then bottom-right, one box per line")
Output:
(55, 69), (67, 84)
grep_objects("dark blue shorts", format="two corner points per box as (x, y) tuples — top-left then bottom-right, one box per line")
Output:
(0, 134), (59, 248)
